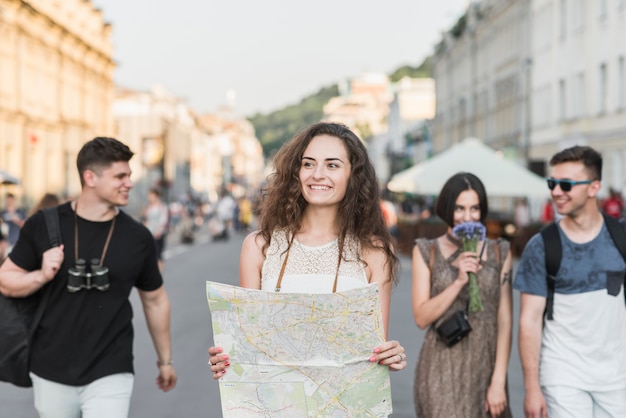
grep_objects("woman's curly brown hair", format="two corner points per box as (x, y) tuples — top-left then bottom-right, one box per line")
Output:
(257, 122), (399, 284)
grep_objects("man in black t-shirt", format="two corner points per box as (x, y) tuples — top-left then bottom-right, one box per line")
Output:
(0, 137), (177, 417)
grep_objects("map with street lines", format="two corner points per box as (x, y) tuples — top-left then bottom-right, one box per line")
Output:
(206, 281), (392, 418)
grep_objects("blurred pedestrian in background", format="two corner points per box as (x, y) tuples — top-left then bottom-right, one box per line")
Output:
(0, 218), (6, 262)
(515, 197), (531, 229)
(412, 172), (513, 418)
(213, 189), (236, 240)
(380, 196), (399, 245)
(540, 198), (555, 224)
(28, 193), (61, 218)
(237, 195), (253, 233)
(1, 193), (26, 252)
(208, 122), (407, 388)
(143, 188), (169, 272)
(601, 187), (624, 219)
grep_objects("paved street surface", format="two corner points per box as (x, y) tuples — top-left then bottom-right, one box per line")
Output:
(1, 228), (524, 417)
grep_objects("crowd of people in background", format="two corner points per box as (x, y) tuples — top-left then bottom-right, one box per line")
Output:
(4, 176), (618, 265)
(0, 185), (261, 266)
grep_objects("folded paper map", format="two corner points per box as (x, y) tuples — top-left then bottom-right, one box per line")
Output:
(206, 281), (392, 417)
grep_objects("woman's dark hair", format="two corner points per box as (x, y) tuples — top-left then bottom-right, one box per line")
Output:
(435, 172), (488, 227)
(257, 122), (399, 284)
(28, 193), (60, 217)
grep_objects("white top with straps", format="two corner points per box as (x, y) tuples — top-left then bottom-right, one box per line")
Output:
(261, 230), (368, 293)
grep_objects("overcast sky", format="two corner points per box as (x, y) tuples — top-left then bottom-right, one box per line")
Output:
(92, 0), (469, 117)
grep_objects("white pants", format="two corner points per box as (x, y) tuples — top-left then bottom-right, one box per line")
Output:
(543, 385), (626, 418)
(30, 372), (134, 418)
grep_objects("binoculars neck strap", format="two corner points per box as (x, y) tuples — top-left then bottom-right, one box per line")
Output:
(73, 205), (116, 266)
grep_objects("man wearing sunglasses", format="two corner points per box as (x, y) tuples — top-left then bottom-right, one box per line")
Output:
(514, 145), (626, 418)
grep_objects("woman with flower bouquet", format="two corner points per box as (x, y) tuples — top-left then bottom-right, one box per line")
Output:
(411, 172), (514, 417)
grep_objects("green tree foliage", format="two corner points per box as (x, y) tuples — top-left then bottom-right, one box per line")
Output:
(389, 56), (432, 81)
(450, 13), (467, 38)
(248, 57), (432, 157)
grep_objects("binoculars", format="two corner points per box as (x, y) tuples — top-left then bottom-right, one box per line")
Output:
(67, 258), (110, 292)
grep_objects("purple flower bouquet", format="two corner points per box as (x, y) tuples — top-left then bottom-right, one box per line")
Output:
(452, 221), (486, 313)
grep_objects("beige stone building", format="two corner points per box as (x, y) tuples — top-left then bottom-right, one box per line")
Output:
(197, 106), (265, 200)
(431, 0), (626, 194)
(0, 0), (114, 206)
(323, 72), (392, 138)
(530, 0), (626, 193)
(431, 0), (530, 155)
(113, 85), (200, 215)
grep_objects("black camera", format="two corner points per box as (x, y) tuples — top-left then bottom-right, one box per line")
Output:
(67, 258), (110, 292)
(436, 310), (472, 347)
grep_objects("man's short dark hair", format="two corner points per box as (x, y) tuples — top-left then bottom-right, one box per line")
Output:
(76, 137), (134, 186)
(549, 145), (602, 181)
(435, 172), (489, 227)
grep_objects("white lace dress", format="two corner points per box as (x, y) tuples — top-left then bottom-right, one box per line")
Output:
(261, 230), (368, 293)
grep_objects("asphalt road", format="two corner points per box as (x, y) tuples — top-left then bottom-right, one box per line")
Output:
(0, 229), (525, 417)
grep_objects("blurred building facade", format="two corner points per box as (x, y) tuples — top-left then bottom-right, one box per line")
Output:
(369, 77), (436, 184)
(530, 0), (626, 193)
(323, 72), (436, 185)
(113, 85), (265, 216)
(0, 0), (115, 205)
(113, 85), (199, 215)
(432, 0), (530, 154)
(431, 0), (626, 194)
(197, 106), (265, 200)
(323, 72), (393, 138)
(0, 0), (264, 214)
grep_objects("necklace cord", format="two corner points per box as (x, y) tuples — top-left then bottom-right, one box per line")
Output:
(275, 232), (342, 293)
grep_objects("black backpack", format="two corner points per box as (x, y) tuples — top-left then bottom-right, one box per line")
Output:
(0, 207), (61, 387)
(541, 213), (626, 320)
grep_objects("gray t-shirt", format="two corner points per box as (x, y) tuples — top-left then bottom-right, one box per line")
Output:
(514, 221), (626, 390)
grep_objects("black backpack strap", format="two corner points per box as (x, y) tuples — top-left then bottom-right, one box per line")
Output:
(540, 223), (561, 320)
(601, 213), (626, 303)
(602, 213), (626, 258)
(42, 207), (62, 248)
(29, 207), (62, 337)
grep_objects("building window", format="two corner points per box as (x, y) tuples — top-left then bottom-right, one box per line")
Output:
(599, 63), (608, 114)
(576, 73), (586, 117)
(599, 0), (608, 19)
(573, 0), (585, 31)
(560, 0), (567, 39)
(559, 79), (567, 120)
(618, 57), (625, 110)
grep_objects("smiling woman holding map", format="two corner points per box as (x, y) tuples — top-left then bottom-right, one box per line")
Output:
(208, 122), (406, 378)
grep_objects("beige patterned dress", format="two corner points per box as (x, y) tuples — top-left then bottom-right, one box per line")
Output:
(260, 230), (368, 293)
(413, 238), (513, 418)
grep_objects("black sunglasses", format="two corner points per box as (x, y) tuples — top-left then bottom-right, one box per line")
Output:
(546, 178), (594, 192)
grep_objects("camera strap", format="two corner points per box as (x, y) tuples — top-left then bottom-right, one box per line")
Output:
(73, 203), (116, 266)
